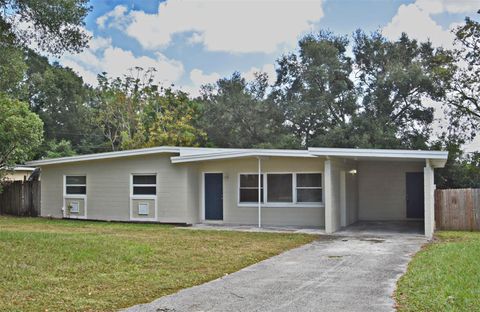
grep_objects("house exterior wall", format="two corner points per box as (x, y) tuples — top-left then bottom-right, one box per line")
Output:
(39, 154), (195, 223)
(357, 160), (424, 220)
(4, 170), (32, 181)
(196, 157), (325, 227)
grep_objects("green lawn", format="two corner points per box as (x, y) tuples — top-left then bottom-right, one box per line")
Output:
(396, 231), (480, 312)
(0, 216), (316, 311)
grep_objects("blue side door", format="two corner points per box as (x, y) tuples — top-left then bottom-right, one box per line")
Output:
(406, 172), (424, 219)
(205, 173), (223, 220)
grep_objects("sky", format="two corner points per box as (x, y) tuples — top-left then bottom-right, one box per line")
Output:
(58, 0), (480, 151)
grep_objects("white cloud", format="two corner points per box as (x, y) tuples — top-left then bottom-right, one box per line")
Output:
(416, 0), (479, 15)
(243, 63), (276, 85)
(183, 63), (277, 97)
(190, 69), (221, 86)
(382, 3), (456, 48)
(89, 36), (112, 52)
(61, 38), (184, 86)
(96, 5), (130, 29)
(382, 0), (478, 48)
(98, 0), (324, 53)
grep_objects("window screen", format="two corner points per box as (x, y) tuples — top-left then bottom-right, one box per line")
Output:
(267, 174), (293, 202)
(65, 176), (86, 195)
(132, 174), (156, 195)
(296, 173), (322, 202)
(239, 174), (264, 202)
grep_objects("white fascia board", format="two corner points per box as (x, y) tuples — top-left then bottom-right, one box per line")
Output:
(14, 166), (36, 171)
(308, 147), (448, 160)
(171, 149), (314, 163)
(26, 146), (181, 166)
(1, 166), (36, 171)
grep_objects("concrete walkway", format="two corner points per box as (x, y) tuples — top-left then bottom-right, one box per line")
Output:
(123, 229), (426, 312)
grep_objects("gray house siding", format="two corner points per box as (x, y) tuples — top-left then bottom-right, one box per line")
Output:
(357, 161), (424, 220)
(40, 154), (193, 223)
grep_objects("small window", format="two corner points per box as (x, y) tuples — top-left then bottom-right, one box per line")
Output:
(296, 173), (322, 203)
(138, 203), (149, 215)
(65, 175), (86, 195)
(267, 174), (293, 202)
(239, 174), (264, 203)
(132, 174), (156, 195)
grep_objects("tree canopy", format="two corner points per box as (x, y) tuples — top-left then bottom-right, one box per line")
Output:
(0, 4), (478, 189)
(445, 11), (480, 142)
(0, 94), (43, 178)
(0, 0), (91, 55)
(199, 72), (287, 148)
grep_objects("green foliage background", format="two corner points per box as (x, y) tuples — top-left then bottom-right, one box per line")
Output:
(0, 1), (478, 188)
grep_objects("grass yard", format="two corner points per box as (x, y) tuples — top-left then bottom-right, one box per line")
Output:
(396, 231), (480, 312)
(0, 216), (316, 311)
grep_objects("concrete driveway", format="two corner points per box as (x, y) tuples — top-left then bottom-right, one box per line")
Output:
(124, 227), (426, 312)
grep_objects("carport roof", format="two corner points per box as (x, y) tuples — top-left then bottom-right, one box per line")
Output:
(26, 146), (448, 167)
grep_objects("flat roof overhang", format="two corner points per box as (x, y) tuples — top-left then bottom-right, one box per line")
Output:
(308, 147), (448, 168)
(25, 146), (448, 168)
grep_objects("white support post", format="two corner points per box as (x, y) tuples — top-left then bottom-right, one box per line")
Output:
(258, 157), (262, 228)
(424, 160), (435, 238)
(325, 159), (333, 234)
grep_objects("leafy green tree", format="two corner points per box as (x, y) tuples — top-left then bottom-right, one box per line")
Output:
(24, 52), (101, 153)
(37, 139), (77, 159)
(0, 45), (26, 95)
(272, 31), (358, 147)
(0, 0), (91, 55)
(432, 133), (480, 188)
(445, 12), (480, 143)
(200, 72), (288, 148)
(352, 31), (455, 149)
(138, 88), (206, 148)
(95, 68), (206, 150)
(0, 93), (43, 182)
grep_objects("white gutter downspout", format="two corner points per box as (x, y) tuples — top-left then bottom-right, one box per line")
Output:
(258, 157), (262, 228)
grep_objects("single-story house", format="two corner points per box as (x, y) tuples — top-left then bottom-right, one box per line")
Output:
(26, 146), (448, 237)
(2, 166), (36, 182)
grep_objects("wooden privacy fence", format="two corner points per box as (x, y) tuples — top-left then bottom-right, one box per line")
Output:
(435, 188), (480, 231)
(0, 180), (40, 216)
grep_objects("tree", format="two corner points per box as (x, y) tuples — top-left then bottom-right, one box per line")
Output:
(95, 68), (206, 151)
(137, 88), (206, 148)
(272, 31), (357, 147)
(0, 93), (43, 182)
(352, 31), (455, 149)
(432, 133), (480, 189)
(0, 45), (26, 95)
(24, 51), (102, 153)
(445, 12), (480, 143)
(0, 0), (91, 55)
(200, 72), (288, 148)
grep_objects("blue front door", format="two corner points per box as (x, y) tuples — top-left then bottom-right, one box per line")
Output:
(205, 173), (223, 220)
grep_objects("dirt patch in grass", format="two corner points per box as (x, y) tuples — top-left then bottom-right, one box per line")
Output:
(0, 216), (317, 311)
(395, 231), (480, 312)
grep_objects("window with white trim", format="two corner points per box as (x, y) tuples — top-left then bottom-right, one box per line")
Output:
(132, 174), (157, 195)
(296, 173), (322, 203)
(65, 176), (86, 195)
(239, 174), (264, 203)
(267, 174), (293, 202)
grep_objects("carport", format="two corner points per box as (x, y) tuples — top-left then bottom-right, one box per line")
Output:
(309, 148), (448, 238)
